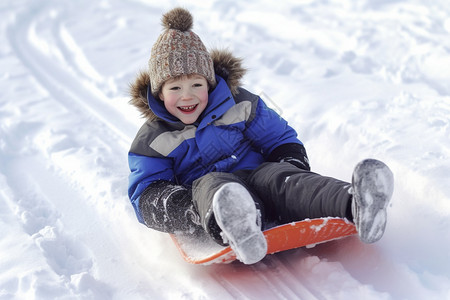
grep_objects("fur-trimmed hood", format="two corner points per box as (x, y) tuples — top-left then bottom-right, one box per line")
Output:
(129, 49), (247, 120)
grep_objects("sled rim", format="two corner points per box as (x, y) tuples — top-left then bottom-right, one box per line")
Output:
(171, 218), (357, 265)
(265, 218), (357, 255)
(170, 234), (235, 264)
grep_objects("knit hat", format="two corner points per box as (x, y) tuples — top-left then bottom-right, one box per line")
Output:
(149, 7), (216, 97)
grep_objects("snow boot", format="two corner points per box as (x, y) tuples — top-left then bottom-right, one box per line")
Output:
(351, 159), (394, 243)
(213, 182), (267, 264)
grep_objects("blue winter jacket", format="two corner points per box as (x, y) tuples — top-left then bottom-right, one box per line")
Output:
(128, 74), (303, 224)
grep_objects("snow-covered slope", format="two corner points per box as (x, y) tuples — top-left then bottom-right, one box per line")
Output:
(1, 0), (449, 299)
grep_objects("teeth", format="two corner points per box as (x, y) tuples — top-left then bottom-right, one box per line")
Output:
(179, 105), (196, 111)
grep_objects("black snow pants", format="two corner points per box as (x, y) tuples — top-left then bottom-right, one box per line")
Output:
(192, 162), (354, 240)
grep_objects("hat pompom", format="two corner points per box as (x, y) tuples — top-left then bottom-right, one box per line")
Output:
(162, 7), (193, 32)
(150, 7), (216, 96)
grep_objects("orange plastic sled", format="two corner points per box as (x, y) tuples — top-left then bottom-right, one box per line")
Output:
(171, 217), (357, 265)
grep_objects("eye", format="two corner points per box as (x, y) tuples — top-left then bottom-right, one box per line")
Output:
(169, 86), (180, 91)
(193, 83), (203, 87)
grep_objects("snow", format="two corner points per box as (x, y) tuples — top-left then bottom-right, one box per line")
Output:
(1, 0), (449, 299)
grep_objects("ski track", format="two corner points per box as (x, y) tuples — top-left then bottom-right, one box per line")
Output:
(1, 0), (450, 299)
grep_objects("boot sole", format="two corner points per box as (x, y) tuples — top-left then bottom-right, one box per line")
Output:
(213, 183), (267, 264)
(352, 159), (394, 243)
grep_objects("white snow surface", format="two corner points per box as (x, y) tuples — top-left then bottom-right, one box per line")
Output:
(1, 0), (449, 299)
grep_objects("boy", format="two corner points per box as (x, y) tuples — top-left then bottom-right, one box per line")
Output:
(128, 7), (394, 264)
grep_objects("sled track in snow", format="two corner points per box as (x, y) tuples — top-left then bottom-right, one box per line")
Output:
(261, 255), (323, 300)
(0, 155), (114, 297)
(7, 1), (135, 148)
(254, 256), (322, 300)
(5, 3), (349, 299)
(207, 254), (325, 300)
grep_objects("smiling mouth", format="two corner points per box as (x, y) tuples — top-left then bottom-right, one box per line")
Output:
(178, 104), (198, 113)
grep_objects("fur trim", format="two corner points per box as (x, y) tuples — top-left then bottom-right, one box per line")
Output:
(129, 49), (247, 120)
(128, 71), (156, 120)
(210, 49), (247, 96)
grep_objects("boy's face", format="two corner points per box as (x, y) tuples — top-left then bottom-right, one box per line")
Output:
(159, 75), (209, 124)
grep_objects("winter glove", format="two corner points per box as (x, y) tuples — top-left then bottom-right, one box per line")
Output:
(139, 180), (202, 234)
(268, 143), (311, 171)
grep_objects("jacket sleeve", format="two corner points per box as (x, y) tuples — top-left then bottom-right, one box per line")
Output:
(128, 152), (175, 223)
(244, 97), (309, 169)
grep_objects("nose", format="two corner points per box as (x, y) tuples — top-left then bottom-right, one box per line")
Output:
(181, 89), (194, 101)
